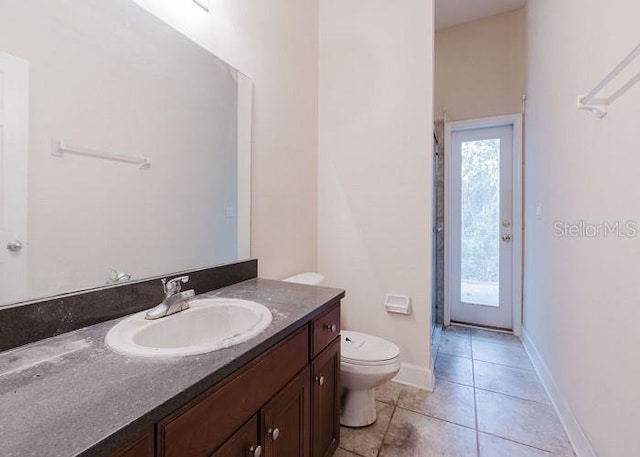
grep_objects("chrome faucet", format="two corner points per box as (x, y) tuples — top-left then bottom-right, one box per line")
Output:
(107, 267), (132, 284)
(145, 275), (195, 320)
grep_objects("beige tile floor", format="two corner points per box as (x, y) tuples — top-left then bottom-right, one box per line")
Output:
(334, 326), (575, 457)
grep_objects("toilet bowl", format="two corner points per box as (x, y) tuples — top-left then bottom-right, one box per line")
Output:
(340, 330), (400, 427)
(281, 273), (401, 427)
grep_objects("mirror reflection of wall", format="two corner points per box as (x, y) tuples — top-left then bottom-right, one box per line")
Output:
(0, 0), (252, 307)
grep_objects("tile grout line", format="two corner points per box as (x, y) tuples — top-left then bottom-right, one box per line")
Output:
(473, 385), (552, 406)
(337, 445), (367, 457)
(436, 378), (474, 388)
(439, 351), (535, 372)
(393, 404), (477, 432)
(376, 396), (400, 457)
(469, 357), (535, 372)
(480, 430), (559, 455)
(470, 333), (481, 457)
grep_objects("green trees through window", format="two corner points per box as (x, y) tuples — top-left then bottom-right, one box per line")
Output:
(460, 139), (500, 306)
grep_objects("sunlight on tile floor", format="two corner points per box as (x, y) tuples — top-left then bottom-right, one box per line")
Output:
(334, 326), (575, 457)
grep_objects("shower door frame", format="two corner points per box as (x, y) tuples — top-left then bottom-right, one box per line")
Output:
(443, 114), (523, 335)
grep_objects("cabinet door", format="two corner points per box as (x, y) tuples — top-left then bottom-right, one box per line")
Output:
(311, 337), (340, 457)
(211, 416), (261, 457)
(261, 367), (310, 457)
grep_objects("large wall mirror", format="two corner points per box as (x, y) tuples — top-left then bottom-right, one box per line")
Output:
(0, 0), (252, 308)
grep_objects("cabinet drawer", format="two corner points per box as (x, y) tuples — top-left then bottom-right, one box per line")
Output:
(311, 302), (340, 358)
(110, 430), (153, 457)
(159, 327), (309, 457)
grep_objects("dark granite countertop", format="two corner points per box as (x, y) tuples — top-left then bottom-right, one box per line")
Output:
(0, 278), (345, 457)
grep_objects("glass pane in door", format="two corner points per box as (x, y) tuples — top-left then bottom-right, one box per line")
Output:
(460, 139), (500, 306)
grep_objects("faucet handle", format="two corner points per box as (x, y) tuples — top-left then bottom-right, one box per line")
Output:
(162, 275), (190, 295)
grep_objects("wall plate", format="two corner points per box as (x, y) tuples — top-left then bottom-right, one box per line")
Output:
(385, 294), (412, 315)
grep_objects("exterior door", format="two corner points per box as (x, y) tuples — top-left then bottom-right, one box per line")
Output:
(0, 52), (29, 306)
(448, 124), (514, 329)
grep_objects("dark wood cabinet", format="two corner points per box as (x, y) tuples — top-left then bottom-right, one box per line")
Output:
(111, 431), (154, 457)
(311, 337), (340, 457)
(311, 303), (341, 358)
(113, 301), (341, 457)
(211, 416), (260, 457)
(157, 328), (309, 457)
(261, 368), (310, 457)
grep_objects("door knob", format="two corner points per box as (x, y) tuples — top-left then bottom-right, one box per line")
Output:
(249, 445), (262, 457)
(7, 240), (23, 252)
(502, 234), (512, 242)
(267, 427), (280, 441)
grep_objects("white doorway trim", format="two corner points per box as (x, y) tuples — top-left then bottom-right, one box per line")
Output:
(0, 52), (29, 305)
(444, 114), (523, 336)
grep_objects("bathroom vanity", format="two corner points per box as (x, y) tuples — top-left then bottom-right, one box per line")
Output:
(146, 302), (340, 457)
(0, 276), (344, 457)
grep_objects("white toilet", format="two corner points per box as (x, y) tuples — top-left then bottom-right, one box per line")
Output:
(340, 330), (400, 427)
(282, 272), (401, 428)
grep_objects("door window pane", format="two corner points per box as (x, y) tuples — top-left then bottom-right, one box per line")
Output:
(460, 139), (500, 306)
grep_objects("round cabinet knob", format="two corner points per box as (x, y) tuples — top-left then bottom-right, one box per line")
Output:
(7, 240), (23, 252)
(268, 427), (280, 441)
(324, 323), (337, 333)
(249, 445), (262, 457)
(316, 375), (325, 386)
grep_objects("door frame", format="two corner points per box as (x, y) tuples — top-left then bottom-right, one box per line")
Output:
(0, 52), (29, 304)
(444, 114), (523, 335)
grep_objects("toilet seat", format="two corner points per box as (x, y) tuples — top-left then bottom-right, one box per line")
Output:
(341, 331), (400, 366)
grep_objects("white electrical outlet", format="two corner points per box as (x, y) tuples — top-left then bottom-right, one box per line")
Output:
(385, 294), (412, 315)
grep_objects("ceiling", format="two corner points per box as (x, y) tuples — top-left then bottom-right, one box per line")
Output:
(435, 0), (526, 30)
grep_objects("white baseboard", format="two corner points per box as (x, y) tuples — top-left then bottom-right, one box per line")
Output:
(521, 328), (597, 457)
(393, 362), (435, 391)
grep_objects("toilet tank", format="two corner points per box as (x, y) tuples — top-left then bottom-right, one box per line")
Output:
(281, 272), (325, 286)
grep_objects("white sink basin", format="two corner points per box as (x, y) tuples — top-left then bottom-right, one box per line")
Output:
(105, 298), (272, 358)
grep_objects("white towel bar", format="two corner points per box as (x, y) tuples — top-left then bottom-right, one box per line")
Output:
(578, 43), (640, 118)
(52, 140), (150, 170)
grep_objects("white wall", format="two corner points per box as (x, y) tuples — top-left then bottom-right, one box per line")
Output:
(525, 1), (640, 455)
(318, 0), (434, 386)
(133, 0), (319, 279)
(435, 9), (526, 121)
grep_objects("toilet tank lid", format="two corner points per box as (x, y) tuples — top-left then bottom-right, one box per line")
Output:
(281, 272), (325, 286)
(341, 330), (400, 363)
